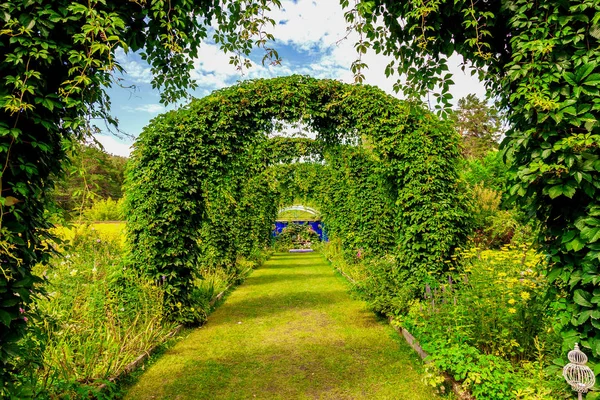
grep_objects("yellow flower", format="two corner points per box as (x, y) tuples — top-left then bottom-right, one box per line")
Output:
(508, 299), (516, 305)
(508, 308), (517, 314)
(520, 291), (531, 300)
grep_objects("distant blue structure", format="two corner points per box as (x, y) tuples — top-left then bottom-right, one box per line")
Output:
(273, 221), (325, 241)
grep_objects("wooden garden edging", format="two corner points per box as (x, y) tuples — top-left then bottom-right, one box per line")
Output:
(332, 263), (473, 400)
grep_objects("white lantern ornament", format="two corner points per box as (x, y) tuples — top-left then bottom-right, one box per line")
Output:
(563, 343), (596, 400)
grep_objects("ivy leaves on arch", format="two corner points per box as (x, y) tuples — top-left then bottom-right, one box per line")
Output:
(126, 75), (471, 323)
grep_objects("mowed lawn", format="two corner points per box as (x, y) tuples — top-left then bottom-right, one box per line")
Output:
(124, 252), (440, 400)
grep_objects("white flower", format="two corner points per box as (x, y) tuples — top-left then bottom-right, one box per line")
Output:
(70, 269), (78, 276)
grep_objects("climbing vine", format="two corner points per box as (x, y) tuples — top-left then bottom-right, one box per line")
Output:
(126, 75), (470, 323)
(348, 0), (600, 357)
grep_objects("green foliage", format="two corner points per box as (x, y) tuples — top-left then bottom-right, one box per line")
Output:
(350, 0), (600, 357)
(402, 246), (568, 399)
(81, 198), (125, 222)
(317, 145), (396, 259)
(14, 226), (175, 398)
(469, 184), (525, 248)
(0, 0), (283, 388)
(52, 143), (127, 218)
(460, 150), (510, 193)
(126, 75), (470, 324)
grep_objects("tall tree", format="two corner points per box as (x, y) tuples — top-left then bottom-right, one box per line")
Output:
(452, 94), (502, 159)
(52, 143), (127, 215)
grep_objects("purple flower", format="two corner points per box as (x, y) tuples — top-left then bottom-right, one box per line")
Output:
(161, 275), (166, 282)
(19, 307), (25, 314)
(23, 317), (28, 322)
(96, 239), (101, 243)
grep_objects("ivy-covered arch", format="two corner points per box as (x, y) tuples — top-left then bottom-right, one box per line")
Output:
(126, 75), (470, 323)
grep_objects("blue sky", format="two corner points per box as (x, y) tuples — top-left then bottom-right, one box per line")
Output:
(98, 0), (486, 156)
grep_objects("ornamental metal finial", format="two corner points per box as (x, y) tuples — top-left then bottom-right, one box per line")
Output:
(563, 343), (595, 400)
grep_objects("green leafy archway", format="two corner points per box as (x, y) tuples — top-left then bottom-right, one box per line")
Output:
(126, 75), (471, 323)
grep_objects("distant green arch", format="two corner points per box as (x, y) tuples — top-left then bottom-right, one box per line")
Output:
(277, 204), (321, 220)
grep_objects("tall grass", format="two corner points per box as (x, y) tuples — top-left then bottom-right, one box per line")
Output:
(26, 224), (267, 398)
(31, 225), (176, 397)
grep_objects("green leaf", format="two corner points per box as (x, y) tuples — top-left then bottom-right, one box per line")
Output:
(548, 184), (576, 199)
(581, 227), (600, 243)
(574, 289), (593, 307)
(0, 309), (12, 327)
(568, 237), (586, 252)
(576, 309), (593, 325)
(582, 73), (600, 86)
(564, 71), (578, 86)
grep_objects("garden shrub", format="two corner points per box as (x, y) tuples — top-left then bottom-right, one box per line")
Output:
(460, 150), (510, 193)
(400, 245), (569, 398)
(81, 198), (125, 222)
(470, 184), (525, 248)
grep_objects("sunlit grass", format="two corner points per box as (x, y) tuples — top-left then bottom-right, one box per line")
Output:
(124, 252), (441, 399)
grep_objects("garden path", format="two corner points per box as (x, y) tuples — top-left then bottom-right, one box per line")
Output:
(124, 252), (439, 399)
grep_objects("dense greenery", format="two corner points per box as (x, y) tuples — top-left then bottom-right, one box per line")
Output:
(3, 0), (598, 396)
(0, 0), (281, 391)
(351, 0), (600, 357)
(126, 75), (469, 325)
(27, 225), (175, 398)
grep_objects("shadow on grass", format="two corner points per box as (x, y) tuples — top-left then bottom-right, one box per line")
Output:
(243, 272), (330, 286)
(207, 289), (348, 327)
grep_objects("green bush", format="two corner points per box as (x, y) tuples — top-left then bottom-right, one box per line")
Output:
(460, 150), (509, 193)
(469, 184), (529, 248)
(81, 198), (125, 222)
(400, 246), (568, 399)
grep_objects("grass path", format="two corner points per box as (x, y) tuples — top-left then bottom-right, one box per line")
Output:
(124, 253), (440, 399)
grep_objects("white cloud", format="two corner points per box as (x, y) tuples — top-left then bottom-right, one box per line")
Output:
(134, 103), (166, 113)
(190, 43), (241, 89)
(95, 134), (132, 157)
(115, 48), (153, 84)
(270, 0), (350, 52)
